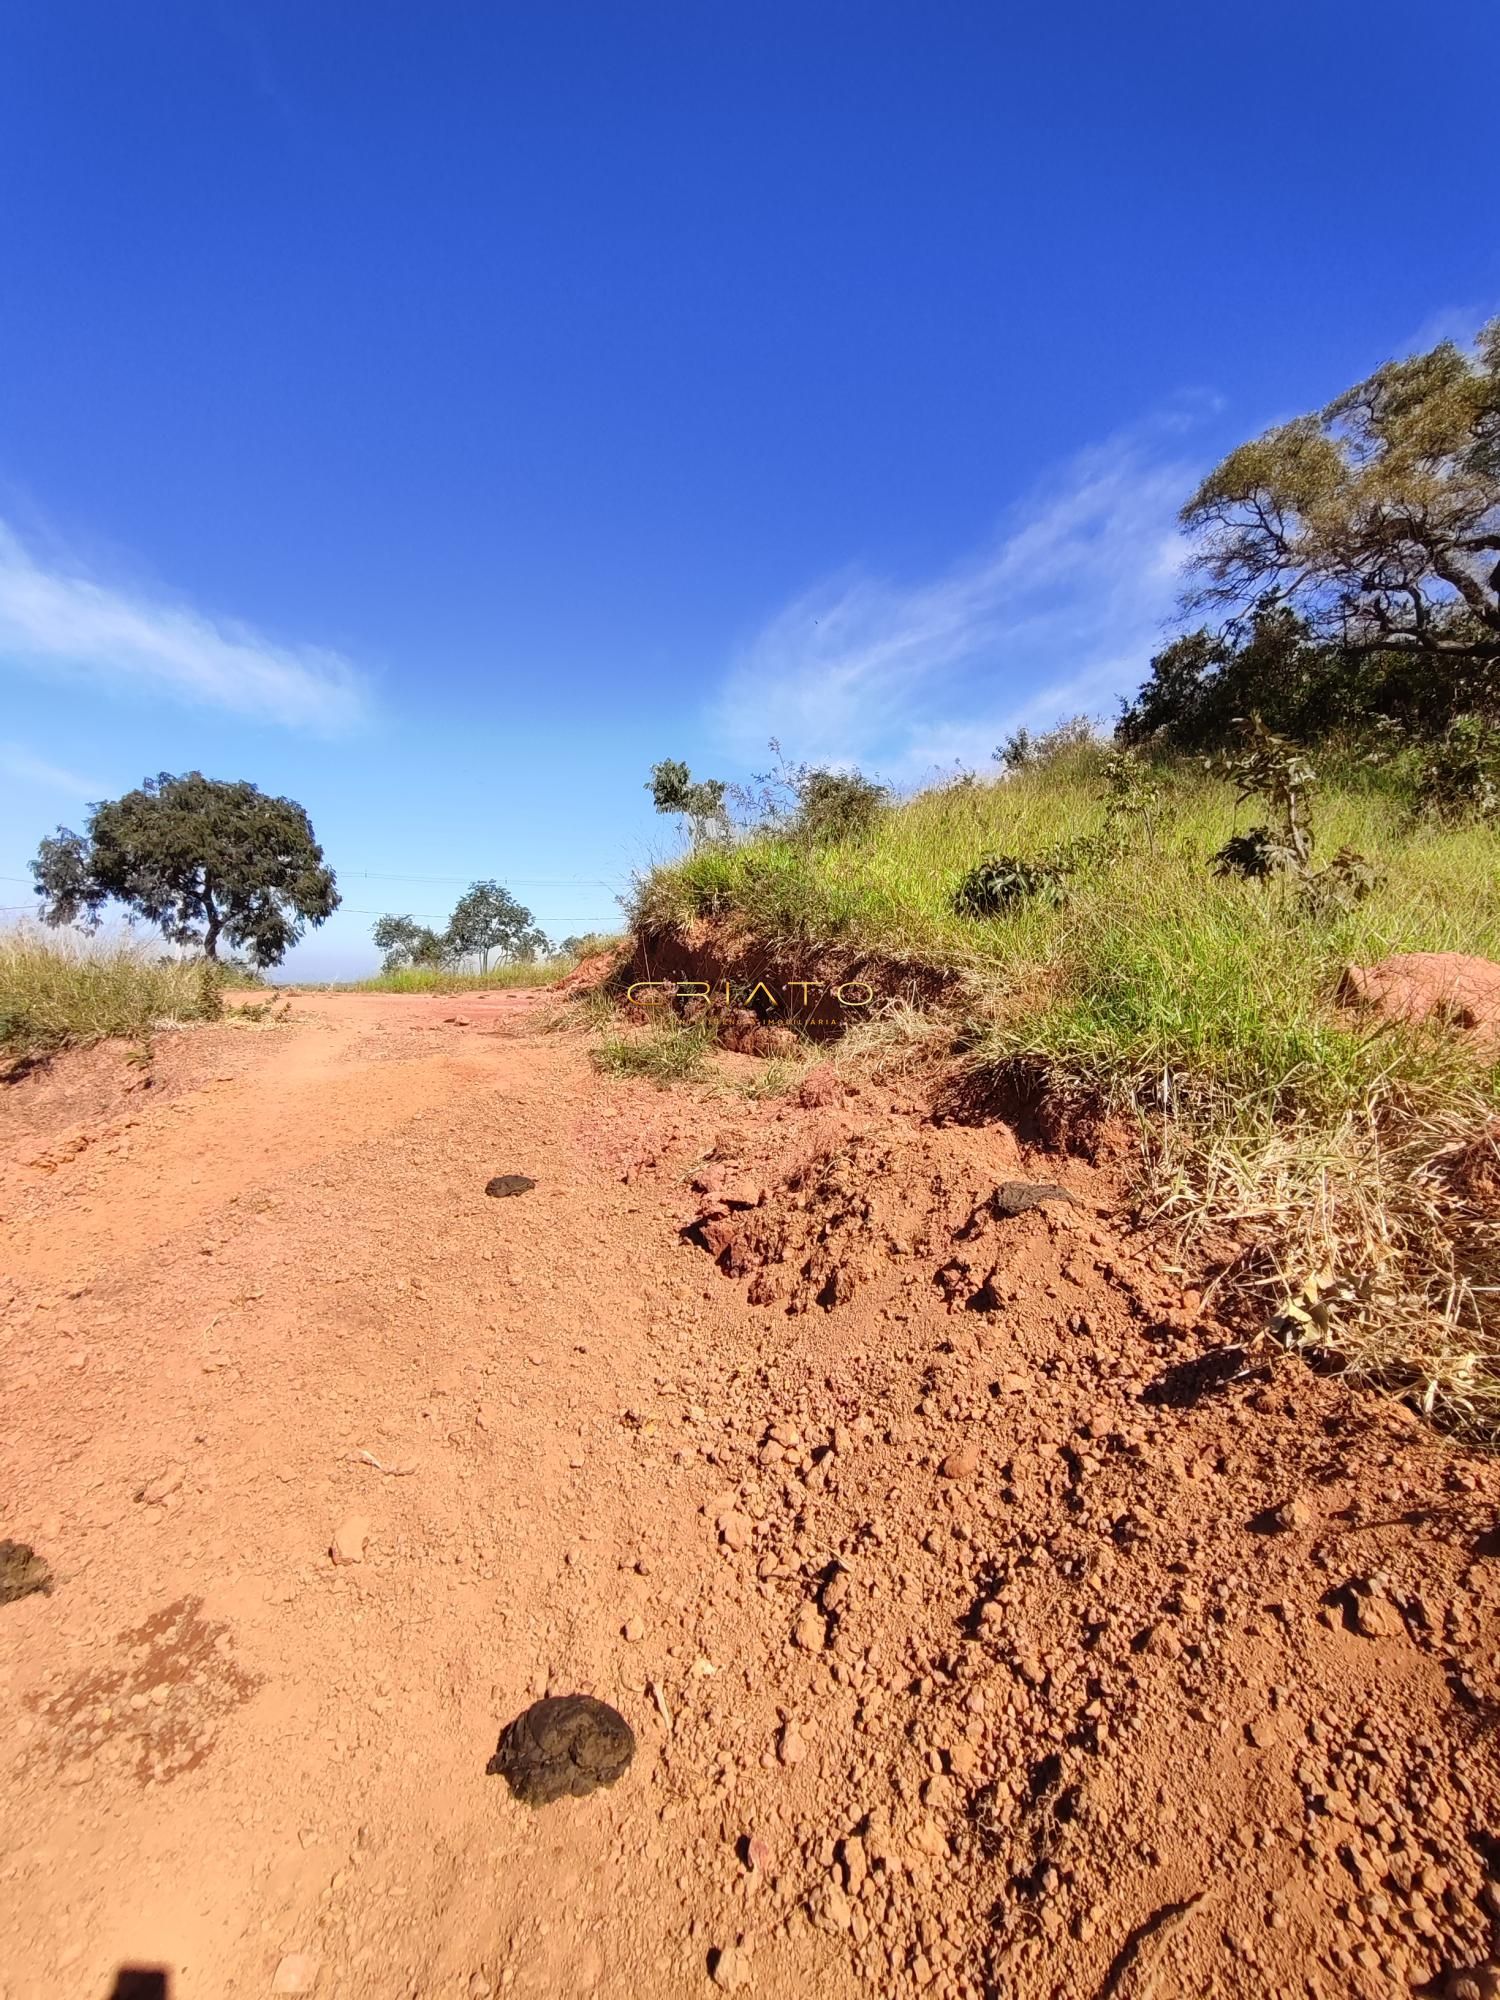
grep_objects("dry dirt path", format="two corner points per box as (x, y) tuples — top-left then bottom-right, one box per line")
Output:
(3, 994), (1500, 2000)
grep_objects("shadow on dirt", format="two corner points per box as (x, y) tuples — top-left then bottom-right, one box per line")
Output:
(108, 1971), (169, 1999)
(1141, 1347), (1269, 1409)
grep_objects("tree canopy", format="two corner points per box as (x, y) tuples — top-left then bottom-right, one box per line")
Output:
(1181, 318), (1500, 669)
(371, 880), (548, 973)
(371, 915), (450, 972)
(445, 880), (544, 971)
(1117, 607), (1475, 753)
(647, 759), (729, 847)
(32, 772), (338, 967)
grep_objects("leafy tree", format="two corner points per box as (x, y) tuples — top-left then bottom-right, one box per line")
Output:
(647, 759), (729, 848)
(1181, 319), (1500, 673)
(1120, 606), (1484, 754)
(445, 880), (540, 971)
(32, 771), (338, 967)
(372, 914), (450, 971)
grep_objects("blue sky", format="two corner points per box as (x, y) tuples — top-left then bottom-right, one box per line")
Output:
(1, 2), (1497, 977)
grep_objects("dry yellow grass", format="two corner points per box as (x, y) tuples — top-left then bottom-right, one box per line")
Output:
(0, 927), (223, 1055)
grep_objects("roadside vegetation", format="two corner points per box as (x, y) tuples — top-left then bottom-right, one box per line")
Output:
(632, 319), (1500, 1435)
(345, 957), (583, 994)
(636, 746), (1500, 1432)
(591, 1017), (713, 1085)
(0, 928), (227, 1057)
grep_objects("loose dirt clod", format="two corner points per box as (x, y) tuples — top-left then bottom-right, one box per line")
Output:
(710, 1942), (753, 1991)
(0, 1541), (52, 1605)
(271, 1951), (320, 1994)
(488, 1694), (635, 1806)
(484, 1173), (537, 1197)
(330, 1515), (368, 1566)
(988, 1179), (1079, 1217)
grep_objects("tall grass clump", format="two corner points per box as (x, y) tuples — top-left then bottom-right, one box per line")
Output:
(591, 1019), (712, 1086)
(633, 751), (1500, 1434)
(0, 928), (224, 1056)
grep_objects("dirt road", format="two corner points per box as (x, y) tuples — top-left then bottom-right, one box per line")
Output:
(3, 995), (1499, 2000)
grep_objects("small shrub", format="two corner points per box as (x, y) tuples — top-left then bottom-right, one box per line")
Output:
(790, 768), (889, 847)
(1298, 845), (1382, 915)
(954, 853), (1072, 917)
(1212, 825), (1294, 881)
(1100, 748), (1165, 853)
(1413, 716), (1500, 826)
(994, 715), (1100, 773)
(727, 744), (889, 847)
(1210, 720), (1318, 880)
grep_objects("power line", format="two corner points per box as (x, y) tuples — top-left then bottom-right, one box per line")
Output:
(339, 909), (618, 922)
(339, 871), (625, 886)
(0, 871), (627, 888)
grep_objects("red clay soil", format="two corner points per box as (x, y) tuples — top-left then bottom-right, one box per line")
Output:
(1340, 952), (1500, 1050)
(2, 993), (1499, 2000)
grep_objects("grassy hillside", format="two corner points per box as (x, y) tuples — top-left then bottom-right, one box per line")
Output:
(0, 929), (224, 1056)
(635, 753), (1500, 1433)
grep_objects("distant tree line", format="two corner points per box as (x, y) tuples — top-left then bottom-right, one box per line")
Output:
(26, 774), (581, 979)
(372, 880), (550, 973)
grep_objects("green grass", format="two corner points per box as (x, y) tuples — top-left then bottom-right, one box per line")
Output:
(336, 959), (578, 994)
(0, 929), (224, 1056)
(635, 754), (1500, 1433)
(591, 1020), (713, 1086)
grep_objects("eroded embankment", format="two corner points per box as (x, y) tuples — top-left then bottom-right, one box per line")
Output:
(620, 921), (962, 1040)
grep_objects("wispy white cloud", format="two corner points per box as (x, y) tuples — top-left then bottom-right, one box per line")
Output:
(1399, 302), (1498, 357)
(0, 742), (106, 800)
(0, 522), (368, 732)
(712, 423), (1201, 780)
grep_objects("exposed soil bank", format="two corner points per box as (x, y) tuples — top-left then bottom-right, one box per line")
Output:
(624, 920), (961, 1037)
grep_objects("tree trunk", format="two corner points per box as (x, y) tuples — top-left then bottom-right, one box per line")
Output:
(202, 887), (222, 961)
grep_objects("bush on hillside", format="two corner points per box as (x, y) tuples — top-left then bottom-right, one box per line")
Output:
(994, 715), (1103, 774)
(789, 768), (889, 846)
(726, 743), (889, 848)
(954, 851), (1072, 917)
(1413, 718), (1500, 826)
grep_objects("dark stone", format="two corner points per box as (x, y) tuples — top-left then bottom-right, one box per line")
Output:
(485, 1174), (537, 1198)
(0, 1541), (52, 1605)
(990, 1180), (1078, 1218)
(488, 1694), (635, 1806)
